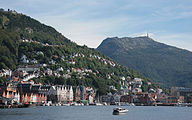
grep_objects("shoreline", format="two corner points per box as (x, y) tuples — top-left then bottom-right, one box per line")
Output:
(1, 103), (192, 109)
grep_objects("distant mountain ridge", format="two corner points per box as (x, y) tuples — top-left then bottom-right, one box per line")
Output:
(97, 36), (192, 88)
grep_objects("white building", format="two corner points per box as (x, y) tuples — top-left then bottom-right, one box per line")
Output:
(14, 92), (20, 103)
(17, 65), (40, 72)
(47, 85), (73, 103)
(36, 51), (44, 55)
(49, 60), (56, 65)
(57, 67), (64, 72)
(132, 88), (142, 94)
(120, 76), (126, 81)
(66, 86), (73, 102)
(21, 55), (29, 63)
(88, 95), (94, 104)
(0, 69), (12, 77)
(45, 69), (53, 75)
(30, 59), (38, 64)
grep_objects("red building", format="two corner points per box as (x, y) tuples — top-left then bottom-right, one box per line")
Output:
(0, 83), (47, 104)
(17, 83), (47, 104)
(120, 95), (134, 103)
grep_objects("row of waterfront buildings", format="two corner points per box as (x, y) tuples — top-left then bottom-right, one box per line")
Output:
(1, 65), (192, 106)
(0, 82), (95, 105)
(1, 80), (192, 106)
(101, 86), (192, 106)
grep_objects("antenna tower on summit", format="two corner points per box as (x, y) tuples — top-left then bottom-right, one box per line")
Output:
(147, 33), (149, 38)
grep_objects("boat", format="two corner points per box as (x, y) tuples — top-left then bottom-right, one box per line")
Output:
(55, 103), (61, 106)
(113, 107), (128, 115)
(95, 103), (103, 106)
(103, 102), (108, 106)
(62, 103), (70, 106)
(130, 103), (135, 106)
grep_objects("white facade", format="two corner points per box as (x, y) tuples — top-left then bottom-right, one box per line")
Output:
(66, 86), (73, 102)
(0, 69), (12, 77)
(32, 94), (37, 103)
(31, 59), (38, 64)
(48, 85), (73, 103)
(57, 67), (64, 72)
(88, 95), (94, 104)
(14, 92), (20, 103)
(132, 88), (142, 94)
(45, 69), (52, 75)
(21, 55), (29, 63)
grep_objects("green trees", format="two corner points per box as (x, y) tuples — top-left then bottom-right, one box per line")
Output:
(0, 10), (159, 95)
(0, 77), (7, 85)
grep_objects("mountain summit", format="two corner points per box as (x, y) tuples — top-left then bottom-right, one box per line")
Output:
(97, 36), (192, 88)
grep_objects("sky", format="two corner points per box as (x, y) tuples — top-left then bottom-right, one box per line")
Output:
(1, 0), (192, 51)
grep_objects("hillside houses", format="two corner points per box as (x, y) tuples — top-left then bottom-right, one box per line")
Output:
(49, 60), (56, 65)
(1, 65), (148, 101)
(89, 54), (116, 67)
(0, 69), (12, 77)
(118, 77), (144, 95)
(15, 47), (119, 80)
(0, 35), (166, 106)
(45, 68), (53, 75)
(17, 65), (40, 73)
(30, 59), (38, 64)
(0, 66), (97, 105)
(20, 55), (29, 63)
(68, 60), (75, 64)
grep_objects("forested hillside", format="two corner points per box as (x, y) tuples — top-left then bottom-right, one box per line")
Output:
(0, 10), (158, 94)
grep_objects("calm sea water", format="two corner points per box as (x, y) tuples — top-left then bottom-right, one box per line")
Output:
(0, 106), (192, 120)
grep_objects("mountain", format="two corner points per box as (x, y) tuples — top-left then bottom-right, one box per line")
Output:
(97, 36), (192, 88)
(0, 9), (159, 94)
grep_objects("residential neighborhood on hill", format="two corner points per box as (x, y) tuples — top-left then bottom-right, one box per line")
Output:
(0, 9), (192, 108)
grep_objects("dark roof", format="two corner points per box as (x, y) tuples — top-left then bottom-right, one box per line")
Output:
(17, 83), (32, 88)
(178, 87), (192, 92)
(31, 85), (40, 92)
(40, 85), (51, 90)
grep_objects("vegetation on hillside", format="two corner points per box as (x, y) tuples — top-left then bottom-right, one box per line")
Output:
(97, 37), (192, 88)
(0, 10), (158, 94)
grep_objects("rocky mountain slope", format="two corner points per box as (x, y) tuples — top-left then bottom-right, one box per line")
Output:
(97, 36), (192, 88)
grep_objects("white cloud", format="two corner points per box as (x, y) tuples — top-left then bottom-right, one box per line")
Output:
(153, 33), (192, 52)
(1, 0), (192, 51)
(34, 10), (136, 48)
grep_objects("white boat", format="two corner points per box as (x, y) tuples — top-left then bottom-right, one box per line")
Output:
(113, 107), (128, 114)
(103, 102), (108, 106)
(95, 103), (103, 106)
(57, 103), (62, 106)
(71, 102), (81, 106)
(130, 103), (135, 106)
(62, 103), (70, 106)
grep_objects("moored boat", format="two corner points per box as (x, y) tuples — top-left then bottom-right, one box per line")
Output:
(113, 107), (128, 115)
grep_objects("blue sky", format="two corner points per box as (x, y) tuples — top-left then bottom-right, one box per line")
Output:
(1, 0), (192, 51)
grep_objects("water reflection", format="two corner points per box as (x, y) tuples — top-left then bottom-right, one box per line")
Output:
(0, 111), (31, 116)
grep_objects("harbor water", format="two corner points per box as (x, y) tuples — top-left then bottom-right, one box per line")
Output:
(0, 106), (192, 120)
